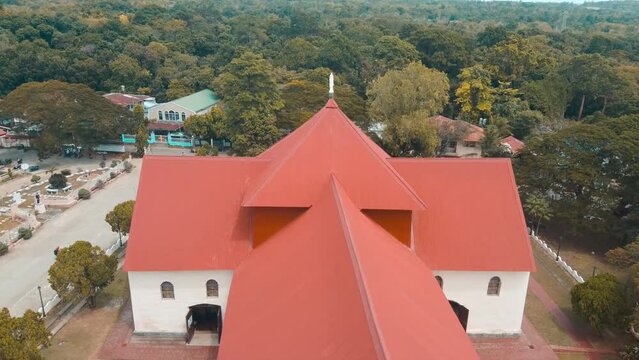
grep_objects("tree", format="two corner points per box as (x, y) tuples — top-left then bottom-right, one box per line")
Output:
(183, 107), (224, 143)
(486, 35), (550, 83)
(368, 62), (449, 122)
(276, 38), (319, 70)
(133, 105), (148, 157)
(571, 273), (628, 333)
(563, 54), (623, 120)
(0, 81), (136, 159)
(510, 110), (545, 140)
(372, 35), (420, 76)
(278, 69), (368, 130)
(523, 195), (553, 234)
(0, 308), (50, 360)
(521, 73), (571, 119)
(213, 51), (283, 156)
(48, 173), (67, 189)
(105, 200), (135, 247)
(477, 25), (510, 47)
(455, 65), (496, 123)
(381, 110), (439, 157)
(48, 241), (117, 307)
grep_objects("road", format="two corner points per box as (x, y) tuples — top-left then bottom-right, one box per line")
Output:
(0, 159), (142, 316)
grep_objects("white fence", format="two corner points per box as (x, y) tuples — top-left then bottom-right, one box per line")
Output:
(531, 230), (585, 283)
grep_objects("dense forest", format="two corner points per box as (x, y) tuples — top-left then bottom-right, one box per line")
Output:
(0, 0), (638, 246)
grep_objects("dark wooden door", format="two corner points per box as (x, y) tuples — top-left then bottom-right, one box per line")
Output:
(185, 308), (195, 343)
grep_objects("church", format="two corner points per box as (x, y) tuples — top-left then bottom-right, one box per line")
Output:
(125, 97), (535, 359)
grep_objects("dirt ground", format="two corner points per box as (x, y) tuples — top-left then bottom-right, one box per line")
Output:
(40, 271), (128, 360)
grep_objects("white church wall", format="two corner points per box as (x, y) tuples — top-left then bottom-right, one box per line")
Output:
(128, 270), (233, 334)
(433, 270), (530, 335)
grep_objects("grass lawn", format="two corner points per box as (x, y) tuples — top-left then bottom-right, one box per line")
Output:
(40, 270), (129, 360)
(529, 239), (634, 354)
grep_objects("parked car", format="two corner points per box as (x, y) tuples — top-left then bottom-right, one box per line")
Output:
(28, 165), (39, 172)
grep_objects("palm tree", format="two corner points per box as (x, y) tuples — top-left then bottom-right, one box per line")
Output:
(523, 194), (553, 235)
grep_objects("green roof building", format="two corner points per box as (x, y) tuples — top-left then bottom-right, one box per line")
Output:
(148, 89), (219, 124)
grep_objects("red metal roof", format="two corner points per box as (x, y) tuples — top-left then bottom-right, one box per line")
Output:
(390, 158), (535, 271)
(219, 178), (478, 359)
(430, 115), (485, 142)
(243, 99), (425, 210)
(500, 135), (525, 154)
(124, 157), (269, 271)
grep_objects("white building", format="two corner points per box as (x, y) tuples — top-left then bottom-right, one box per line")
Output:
(125, 99), (534, 358)
(147, 89), (218, 123)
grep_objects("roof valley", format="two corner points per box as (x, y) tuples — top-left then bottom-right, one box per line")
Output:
(331, 177), (389, 360)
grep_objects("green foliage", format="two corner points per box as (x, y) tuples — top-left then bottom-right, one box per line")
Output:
(123, 161), (133, 173)
(455, 65), (495, 123)
(0, 81), (135, 159)
(135, 126), (148, 158)
(105, 200), (135, 246)
(48, 173), (67, 189)
(571, 273), (628, 333)
(195, 143), (218, 156)
(30, 175), (41, 184)
(61, 169), (71, 176)
(183, 107), (224, 142)
(521, 73), (571, 119)
(368, 62), (449, 122)
(372, 35), (420, 76)
(0, 242), (8, 256)
(77, 188), (91, 200)
(510, 110), (545, 140)
(0, 308), (50, 359)
(214, 51), (283, 156)
(93, 179), (104, 190)
(516, 115), (639, 242)
(381, 111), (439, 158)
(48, 241), (117, 307)
(523, 195), (553, 234)
(619, 344), (639, 360)
(18, 227), (32, 240)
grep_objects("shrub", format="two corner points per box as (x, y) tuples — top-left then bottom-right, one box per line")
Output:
(7, 168), (13, 179)
(48, 173), (67, 189)
(571, 273), (629, 333)
(123, 161), (133, 173)
(109, 172), (116, 180)
(4, 158), (11, 165)
(606, 248), (634, 267)
(61, 169), (71, 176)
(620, 344), (639, 360)
(99, 161), (106, 168)
(110, 160), (118, 168)
(94, 179), (104, 190)
(18, 227), (32, 240)
(78, 188), (91, 200)
(195, 143), (219, 156)
(30, 175), (41, 184)
(0, 242), (8, 256)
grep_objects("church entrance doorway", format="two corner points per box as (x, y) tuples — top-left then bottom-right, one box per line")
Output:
(185, 304), (222, 346)
(448, 301), (469, 331)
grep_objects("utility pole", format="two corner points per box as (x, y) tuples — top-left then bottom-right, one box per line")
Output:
(37, 285), (46, 317)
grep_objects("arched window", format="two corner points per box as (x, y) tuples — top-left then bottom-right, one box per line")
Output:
(164, 111), (169, 121)
(206, 279), (219, 297)
(487, 277), (501, 296)
(181, 112), (186, 121)
(158, 111), (163, 120)
(161, 281), (174, 299)
(435, 276), (443, 289)
(168, 110), (175, 121)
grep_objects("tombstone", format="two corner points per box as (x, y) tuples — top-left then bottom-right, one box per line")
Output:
(12, 192), (22, 205)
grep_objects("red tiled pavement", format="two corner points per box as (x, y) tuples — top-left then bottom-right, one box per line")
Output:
(472, 317), (558, 359)
(98, 301), (217, 360)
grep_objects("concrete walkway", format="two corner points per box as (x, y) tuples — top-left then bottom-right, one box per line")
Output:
(0, 159), (142, 316)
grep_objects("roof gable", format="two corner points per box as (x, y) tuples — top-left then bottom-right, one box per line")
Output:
(219, 178), (477, 359)
(171, 89), (219, 112)
(243, 100), (425, 210)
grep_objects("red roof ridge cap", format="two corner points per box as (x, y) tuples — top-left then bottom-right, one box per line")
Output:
(326, 99), (338, 108)
(330, 177), (389, 359)
(143, 155), (269, 163)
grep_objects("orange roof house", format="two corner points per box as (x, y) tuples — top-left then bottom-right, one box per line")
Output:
(126, 99), (535, 359)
